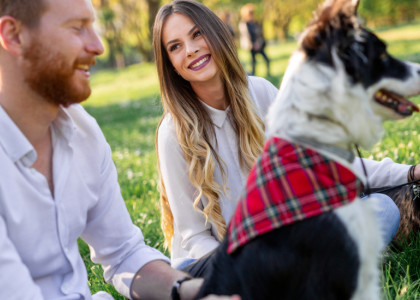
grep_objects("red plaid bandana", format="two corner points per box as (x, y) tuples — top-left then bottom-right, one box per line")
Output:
(227, 137), (363, 254)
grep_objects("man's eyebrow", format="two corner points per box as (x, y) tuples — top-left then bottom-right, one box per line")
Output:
(166, 25), (198, 47)
(63, 17), (94, 25)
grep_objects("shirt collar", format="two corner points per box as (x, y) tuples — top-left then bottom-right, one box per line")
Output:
(52, 105), (77, 142)
(200, 100), (229, 128)
(0, 105), (36, 166)
(0, 105), (76, 167)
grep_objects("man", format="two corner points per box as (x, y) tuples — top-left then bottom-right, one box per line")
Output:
(0, 0), (238, 299)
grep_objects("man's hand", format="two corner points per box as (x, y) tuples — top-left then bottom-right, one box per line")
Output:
(180, 278), (241, 300)
(200, 295), (241, 300)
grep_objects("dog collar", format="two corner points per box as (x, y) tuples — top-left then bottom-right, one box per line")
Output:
(292, 136), (355, 162)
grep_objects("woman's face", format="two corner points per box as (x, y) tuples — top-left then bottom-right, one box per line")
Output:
(162, 12), (220, 87)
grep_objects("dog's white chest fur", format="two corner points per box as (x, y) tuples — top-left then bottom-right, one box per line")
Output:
(335, 198), (383, 300)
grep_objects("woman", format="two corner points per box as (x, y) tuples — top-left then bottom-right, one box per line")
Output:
(153, 0), (407, 274)
(153, 0), (278, 269)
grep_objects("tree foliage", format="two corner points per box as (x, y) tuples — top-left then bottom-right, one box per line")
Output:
(93, 0), (420, 68)
(93, 0), (168, 67)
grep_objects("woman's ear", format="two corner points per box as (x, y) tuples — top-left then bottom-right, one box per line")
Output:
(0, 16), (24, 56)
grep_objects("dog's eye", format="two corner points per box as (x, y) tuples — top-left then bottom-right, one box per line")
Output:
(380, 53), (388, 61)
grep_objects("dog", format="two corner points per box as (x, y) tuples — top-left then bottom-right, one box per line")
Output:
(194, 0), (420, 299)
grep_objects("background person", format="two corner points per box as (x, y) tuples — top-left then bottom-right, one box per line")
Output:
(219, 11), (235, 37)
(238, 3), (270, 77)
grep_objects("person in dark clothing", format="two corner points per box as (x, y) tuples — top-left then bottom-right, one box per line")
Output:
(239, 4), (270, 76)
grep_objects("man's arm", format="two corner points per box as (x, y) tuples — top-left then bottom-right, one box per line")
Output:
(0, 216), (44, 300)
(130, 260), (240, 300)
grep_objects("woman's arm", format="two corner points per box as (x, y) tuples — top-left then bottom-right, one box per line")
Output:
(248, 76), (279, 123)
(158, 117), (220, 260)
(353, 157), (412, 188)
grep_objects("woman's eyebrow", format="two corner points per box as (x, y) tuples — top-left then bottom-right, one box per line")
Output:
(166, 25), (198, 47)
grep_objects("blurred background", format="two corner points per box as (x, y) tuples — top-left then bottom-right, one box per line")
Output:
(91, 0), (420, 69)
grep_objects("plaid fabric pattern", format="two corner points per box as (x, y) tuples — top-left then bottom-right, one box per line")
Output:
(227, 137), (363, 254)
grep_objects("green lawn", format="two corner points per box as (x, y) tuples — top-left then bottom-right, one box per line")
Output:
(83, 22), (420, 299)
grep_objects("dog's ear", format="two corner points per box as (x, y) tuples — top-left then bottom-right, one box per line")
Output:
(352, 0), (360, 15)
(299, 0), (360, 57)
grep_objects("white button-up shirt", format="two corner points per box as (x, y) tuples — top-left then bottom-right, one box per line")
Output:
(158, 76), (279, 267)
(0, 104), (168, 300)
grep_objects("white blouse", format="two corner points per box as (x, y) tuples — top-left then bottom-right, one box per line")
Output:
(157, 76), (278, 267)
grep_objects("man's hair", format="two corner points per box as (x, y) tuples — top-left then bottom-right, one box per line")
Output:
(0, 0), (47, 27)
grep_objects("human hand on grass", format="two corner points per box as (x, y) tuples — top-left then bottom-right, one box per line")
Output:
(200, 295), (241, 300)
(181, 278), (241, 300)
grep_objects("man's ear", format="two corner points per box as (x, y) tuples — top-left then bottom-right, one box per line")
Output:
(0, 16), (24, 56)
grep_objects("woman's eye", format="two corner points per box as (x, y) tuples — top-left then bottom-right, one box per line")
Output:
(169, 44), (180, 52)
(193, 30), (202, 38)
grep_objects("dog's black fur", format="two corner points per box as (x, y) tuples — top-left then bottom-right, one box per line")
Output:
(303, 16), (410, 91)
(196, 212), (359, 300)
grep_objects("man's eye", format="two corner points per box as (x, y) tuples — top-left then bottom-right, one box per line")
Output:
(72, 26), (84, 32)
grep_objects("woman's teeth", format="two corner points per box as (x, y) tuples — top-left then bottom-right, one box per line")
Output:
(191, 56), (208, 68)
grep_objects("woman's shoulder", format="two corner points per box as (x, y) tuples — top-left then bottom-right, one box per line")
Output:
(158, 113), (183, 150)
(248, 75), (277, 90)
(247, 76), (279, 107)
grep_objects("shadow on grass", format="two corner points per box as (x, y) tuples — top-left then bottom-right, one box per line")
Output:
(382, 234), (420, 299)
(84, 96), (163, 154)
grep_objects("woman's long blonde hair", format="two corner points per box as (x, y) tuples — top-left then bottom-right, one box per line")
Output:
(153, 0), (265, 249)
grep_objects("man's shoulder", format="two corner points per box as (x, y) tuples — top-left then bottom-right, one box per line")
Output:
(64, 105), (101, 132)
(64, 104), (95, 123)
(61, 104), (106, 144)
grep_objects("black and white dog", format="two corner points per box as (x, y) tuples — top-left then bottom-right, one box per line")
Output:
(195, 0), (420, 299)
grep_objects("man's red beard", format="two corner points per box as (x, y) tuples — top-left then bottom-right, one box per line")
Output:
(22, 38), (96, 107)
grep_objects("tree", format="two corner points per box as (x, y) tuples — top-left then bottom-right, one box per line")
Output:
(93, 0), (167, 67)
(262, 0), (321, 40)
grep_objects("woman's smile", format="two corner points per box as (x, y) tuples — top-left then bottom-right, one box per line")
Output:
(188, 55), (211, 70)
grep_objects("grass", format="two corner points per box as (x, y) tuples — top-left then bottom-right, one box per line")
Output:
(82, 21), (420, 299)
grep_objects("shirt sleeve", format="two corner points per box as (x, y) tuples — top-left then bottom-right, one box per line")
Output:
(80, 136), (169, 298)
(248, 76), (279, 123)
(157, 117), (220, 260)
(0, 215), (44, 300)
(353, 157), (410, 188)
